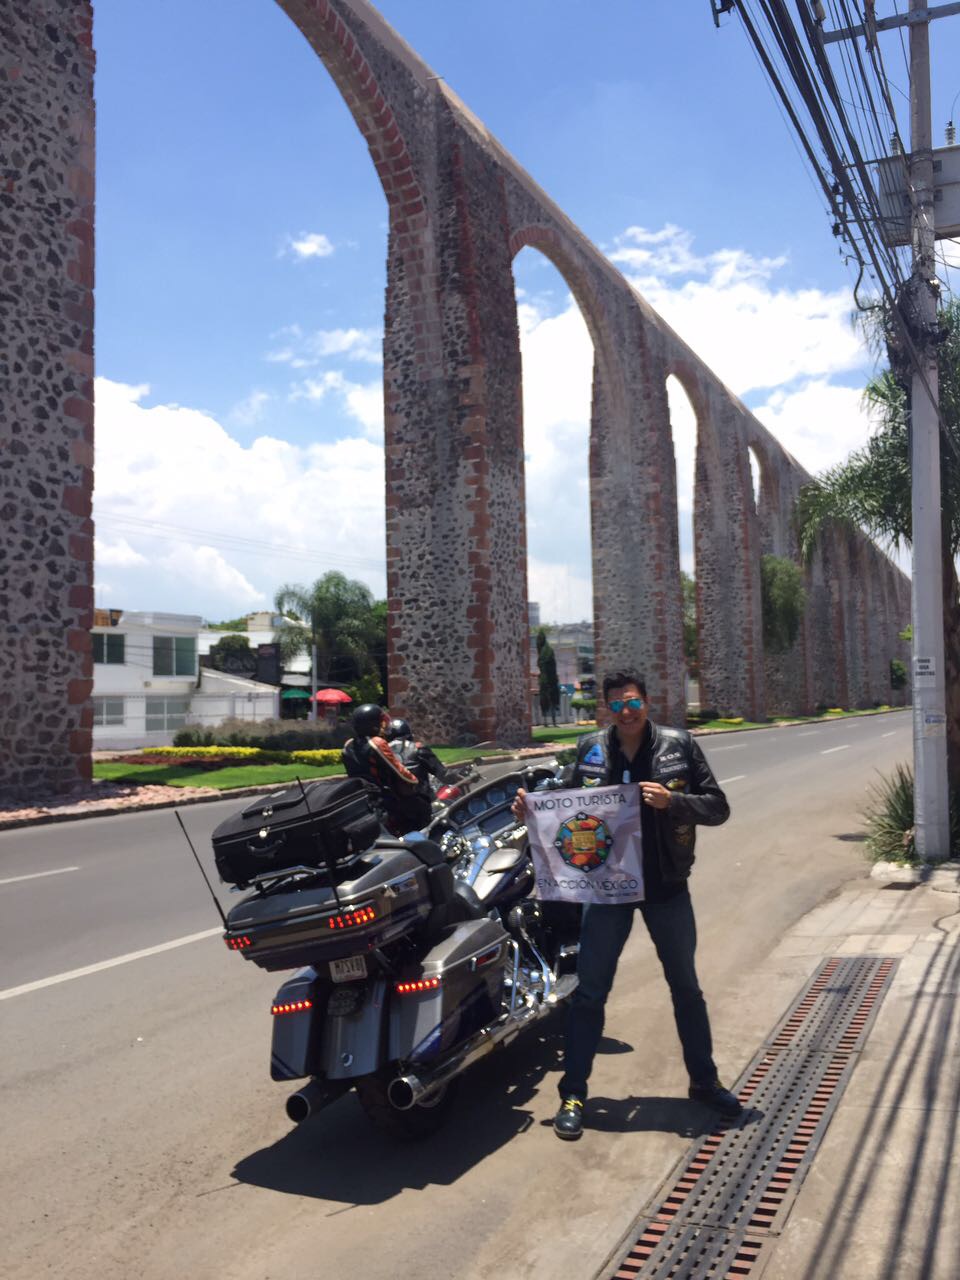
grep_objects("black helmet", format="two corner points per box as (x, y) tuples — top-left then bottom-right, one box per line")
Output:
(352, 703), (385, 738)
(386, 717), (412, 741)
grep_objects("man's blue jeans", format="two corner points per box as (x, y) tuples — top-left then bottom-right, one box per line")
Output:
(558, 888), (717, 1100)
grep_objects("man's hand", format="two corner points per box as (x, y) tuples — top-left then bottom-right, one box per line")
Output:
(640, 781), (671, 810)
(511, 788), (527, 821)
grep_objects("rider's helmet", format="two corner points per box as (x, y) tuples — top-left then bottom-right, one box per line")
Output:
(352, 703), (386, 739)
(386, 717), (412, 741)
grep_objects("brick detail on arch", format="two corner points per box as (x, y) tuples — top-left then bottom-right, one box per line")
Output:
(278, 0), (425, 226)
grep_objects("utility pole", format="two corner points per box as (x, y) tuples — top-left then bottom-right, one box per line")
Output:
(905, 0), (950, 861)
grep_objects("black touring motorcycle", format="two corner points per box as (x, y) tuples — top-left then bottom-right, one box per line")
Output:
(188, 768), (580, 1137)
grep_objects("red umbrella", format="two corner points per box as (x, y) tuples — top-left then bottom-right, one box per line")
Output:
(311, 688), (353, 704)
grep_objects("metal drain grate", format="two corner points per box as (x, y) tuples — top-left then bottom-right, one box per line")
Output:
(607, 956), (898, 1280)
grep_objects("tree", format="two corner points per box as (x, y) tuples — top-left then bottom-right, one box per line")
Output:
(760, 555), (806, 654)
(795, 297), (960, 784)
(208, 633), (255, 674)
(274, 572), (384, 719)
(536, 628), (560, 727)
(680, 571), (699, 676)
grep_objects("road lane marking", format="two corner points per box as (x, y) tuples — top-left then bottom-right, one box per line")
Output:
(718, 775), (746, 784)
(798, 731), (820, 737)
(0, 866), (79, 886)
(709, 744), (746, 752)
(0, 927), (222, 1002)
(882, 731), (896, 738)
(821, 745), (851, 755)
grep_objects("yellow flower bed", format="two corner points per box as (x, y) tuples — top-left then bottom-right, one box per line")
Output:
(717, 717), (744, 725)
(825, 708), (845, 715)
(290, 750), (343, 766)
(146, 746), (274, 759)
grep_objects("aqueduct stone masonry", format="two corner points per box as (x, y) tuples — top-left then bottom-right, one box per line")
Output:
(1, 0), (910, 801)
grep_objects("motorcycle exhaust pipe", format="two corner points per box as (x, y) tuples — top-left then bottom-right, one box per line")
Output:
(285, 1078), (348, 1124)
(387, 1002), (545, 1110)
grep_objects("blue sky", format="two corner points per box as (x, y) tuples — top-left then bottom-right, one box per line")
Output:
(92, 1), (960, 621)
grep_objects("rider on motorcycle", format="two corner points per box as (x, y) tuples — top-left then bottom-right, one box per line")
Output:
(384, 717), (452, 787)
(341, 704), (433, 836)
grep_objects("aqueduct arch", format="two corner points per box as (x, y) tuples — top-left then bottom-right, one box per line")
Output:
(1, 0), (911, 800)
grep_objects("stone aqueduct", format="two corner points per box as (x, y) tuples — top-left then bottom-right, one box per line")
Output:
(1, 0), (910, 801)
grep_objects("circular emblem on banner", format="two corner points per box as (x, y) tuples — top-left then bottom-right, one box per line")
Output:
(554, 812), (612, 871)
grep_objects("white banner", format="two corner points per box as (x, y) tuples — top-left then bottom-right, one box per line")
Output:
(524, 783), (644, 904)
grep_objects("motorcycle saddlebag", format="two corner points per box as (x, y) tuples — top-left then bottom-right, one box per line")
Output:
(388, 917), (508, 1064)
(212, 777), (381, 887)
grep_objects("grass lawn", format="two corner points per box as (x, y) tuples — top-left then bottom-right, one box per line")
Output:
(530, 724), (596, 744)
(93, 762), (342, 789)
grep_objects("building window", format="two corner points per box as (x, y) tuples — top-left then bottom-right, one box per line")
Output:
(145, 696), (191, 732)
(152, 635), (196, 677)
(92, 633), (125, 664)
(92, 696), (125, 726)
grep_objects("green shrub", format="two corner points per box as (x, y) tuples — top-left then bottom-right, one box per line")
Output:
(760, 555), (806, 653)
(174, 717), (350, 751)
(863, 764), (960, 864)
(890, 658), (907, 690)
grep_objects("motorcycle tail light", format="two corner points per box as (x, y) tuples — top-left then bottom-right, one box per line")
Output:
(394, 976), (441, 996)
(225, 935), (252, 951)
(327, 905), (376, 930)
(271, 999), (314, 1016)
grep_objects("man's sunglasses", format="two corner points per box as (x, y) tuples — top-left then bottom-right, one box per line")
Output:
(608, 697), (644, 713)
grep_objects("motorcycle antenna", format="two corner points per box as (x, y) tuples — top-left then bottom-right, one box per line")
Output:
(295, 775), (344, 911)
(174, 810), (227, 928)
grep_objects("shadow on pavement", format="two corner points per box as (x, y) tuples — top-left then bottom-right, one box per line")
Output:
(583, 1096), (763, 1138)
(232, 1018), (566, 1204)
(795, 897), (960, 1280)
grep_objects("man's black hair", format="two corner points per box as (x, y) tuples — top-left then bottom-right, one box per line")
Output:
(602, 669), (647, 701)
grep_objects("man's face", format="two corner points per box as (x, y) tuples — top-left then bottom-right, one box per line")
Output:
(606, 682), (647, 735)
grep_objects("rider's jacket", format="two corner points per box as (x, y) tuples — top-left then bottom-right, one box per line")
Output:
(569, 721), (729, 883)
(341, 734), (431, 834)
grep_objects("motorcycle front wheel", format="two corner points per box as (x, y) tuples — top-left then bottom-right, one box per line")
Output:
(355, 1069), (459, 1139)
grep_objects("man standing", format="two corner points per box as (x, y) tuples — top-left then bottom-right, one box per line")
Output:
(515, 669), (740, 1140)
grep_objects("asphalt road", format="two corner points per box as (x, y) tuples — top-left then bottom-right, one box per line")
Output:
(0, 712), (912, 1280)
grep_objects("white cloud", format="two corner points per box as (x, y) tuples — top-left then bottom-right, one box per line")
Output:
(288, 370), (383, 440)
(267, 324), (382, 367)
(94, 536), (148, 568)
(611, 224), (864, 396)
(92, 378), (386, 617)
(750, 378), (871, 476)
(286, 231), (335, 260)
(229, 389), (270, 427)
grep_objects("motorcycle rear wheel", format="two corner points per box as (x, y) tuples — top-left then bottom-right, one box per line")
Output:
(355, 1070), (459, 1139)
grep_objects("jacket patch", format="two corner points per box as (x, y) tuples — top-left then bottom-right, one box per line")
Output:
(583, 744), (605, 766)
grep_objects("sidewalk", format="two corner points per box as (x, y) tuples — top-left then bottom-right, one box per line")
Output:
(758, 861), (960, 1280)
(606, 861), (960, 1280)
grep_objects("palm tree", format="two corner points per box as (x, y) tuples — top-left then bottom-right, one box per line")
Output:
(795, 297), (960, 784)
(274, 572), (382, 719)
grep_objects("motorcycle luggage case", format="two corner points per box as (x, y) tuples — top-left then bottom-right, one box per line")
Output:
(223, 846), (434, 971)
(389, 917), (508, 1064)
(212, 777), (380, 887)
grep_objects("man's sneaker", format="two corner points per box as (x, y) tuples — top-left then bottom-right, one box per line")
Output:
(553, 1096), (585, 1139)
(688, 1080), (743, 1118)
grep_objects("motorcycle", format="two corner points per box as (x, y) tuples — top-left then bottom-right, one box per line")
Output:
(197, 766), (580, 1138)
(386, 734), (481, 813)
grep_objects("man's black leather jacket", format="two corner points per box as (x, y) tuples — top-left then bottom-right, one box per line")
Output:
(568, 721), (729, 883)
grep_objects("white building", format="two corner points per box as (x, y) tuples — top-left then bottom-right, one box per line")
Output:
(91, 609), (279, 749)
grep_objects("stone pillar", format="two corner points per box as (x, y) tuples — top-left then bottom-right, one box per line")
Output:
(383, 129), (529, 743)
(0, 2), (95, 802)
(590, 338), (686, 730)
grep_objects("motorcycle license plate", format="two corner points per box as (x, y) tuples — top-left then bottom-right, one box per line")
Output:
(330, 955), (368, 983)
